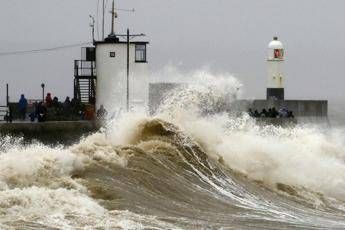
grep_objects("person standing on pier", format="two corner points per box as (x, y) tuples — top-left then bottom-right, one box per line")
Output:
(18, 94), (28, 120)
(45, 93), (53, 107)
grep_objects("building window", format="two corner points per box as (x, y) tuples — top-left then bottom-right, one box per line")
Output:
(135, 44), (146, 62)
(109, 52), (116, 58)
(274, 49), (283, 59)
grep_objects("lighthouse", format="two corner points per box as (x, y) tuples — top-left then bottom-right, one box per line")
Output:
(267, 36), (285, 100)
(94, 0), (149, 113)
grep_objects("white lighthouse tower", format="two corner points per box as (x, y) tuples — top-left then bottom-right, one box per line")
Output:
(267, 36), (285, 100)
(94, 0), (149, 113)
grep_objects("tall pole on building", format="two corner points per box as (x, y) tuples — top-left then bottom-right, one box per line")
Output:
(110, 0), (117, 36)
(126, 28), (130, 112)
(89, 15), (95, 42)
(102, 0), (105, 40)
(111, 0), (115, 35)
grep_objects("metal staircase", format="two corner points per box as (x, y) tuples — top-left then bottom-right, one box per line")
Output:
(74, 47), (96, 104)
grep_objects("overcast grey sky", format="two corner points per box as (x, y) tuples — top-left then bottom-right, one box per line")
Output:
(0, 0), (344, 104)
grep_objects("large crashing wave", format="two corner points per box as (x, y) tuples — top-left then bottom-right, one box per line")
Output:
(0, 70), (345, 229)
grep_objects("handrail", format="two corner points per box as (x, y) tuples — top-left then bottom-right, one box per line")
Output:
(74, 60), (96, 78)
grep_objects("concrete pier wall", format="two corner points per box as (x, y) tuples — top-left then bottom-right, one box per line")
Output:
(148, 82), (328, 118)
(232, 100), (328, 117)
(0, 121), (101, 145)
(255, 117), (297, 127)
(0, 121), (100, 133)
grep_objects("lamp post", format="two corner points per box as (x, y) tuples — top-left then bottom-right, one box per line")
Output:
(6, 84), (9, 106)
(41, 83), (45, 103)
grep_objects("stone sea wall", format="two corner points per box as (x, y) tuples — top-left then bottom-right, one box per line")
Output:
(0, 121), (101, 145)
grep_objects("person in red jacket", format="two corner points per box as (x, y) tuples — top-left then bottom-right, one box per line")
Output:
(45, 93), (53, 107)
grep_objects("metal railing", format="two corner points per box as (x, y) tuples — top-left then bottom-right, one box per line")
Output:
(0, 106), (9, 122)
(74, 60), (96, 77)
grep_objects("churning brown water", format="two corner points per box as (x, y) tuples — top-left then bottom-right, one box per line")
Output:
(1, 116), (345, 229)
(1, 73), (345, 229)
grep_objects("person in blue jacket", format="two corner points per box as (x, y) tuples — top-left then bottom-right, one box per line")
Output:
(18, 94), (28, 120)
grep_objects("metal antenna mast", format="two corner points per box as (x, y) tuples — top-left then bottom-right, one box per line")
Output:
(100, 0), (135, 40)
(102, 0), (105, 40)
(110, 0), (117, 35)
(89, 15), (95, 42)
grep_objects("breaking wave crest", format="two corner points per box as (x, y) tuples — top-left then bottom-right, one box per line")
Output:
(0, 70), (345, 229)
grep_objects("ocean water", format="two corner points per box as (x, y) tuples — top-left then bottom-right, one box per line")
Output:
(1, 73), (345, 229)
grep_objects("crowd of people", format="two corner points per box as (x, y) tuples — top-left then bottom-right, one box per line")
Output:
(4, 93), (107, 123)
(5, 93), (297, 122)
(248, 107), (294, 118)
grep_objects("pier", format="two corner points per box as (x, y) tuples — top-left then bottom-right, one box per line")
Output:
(0, 121), (101, 144)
